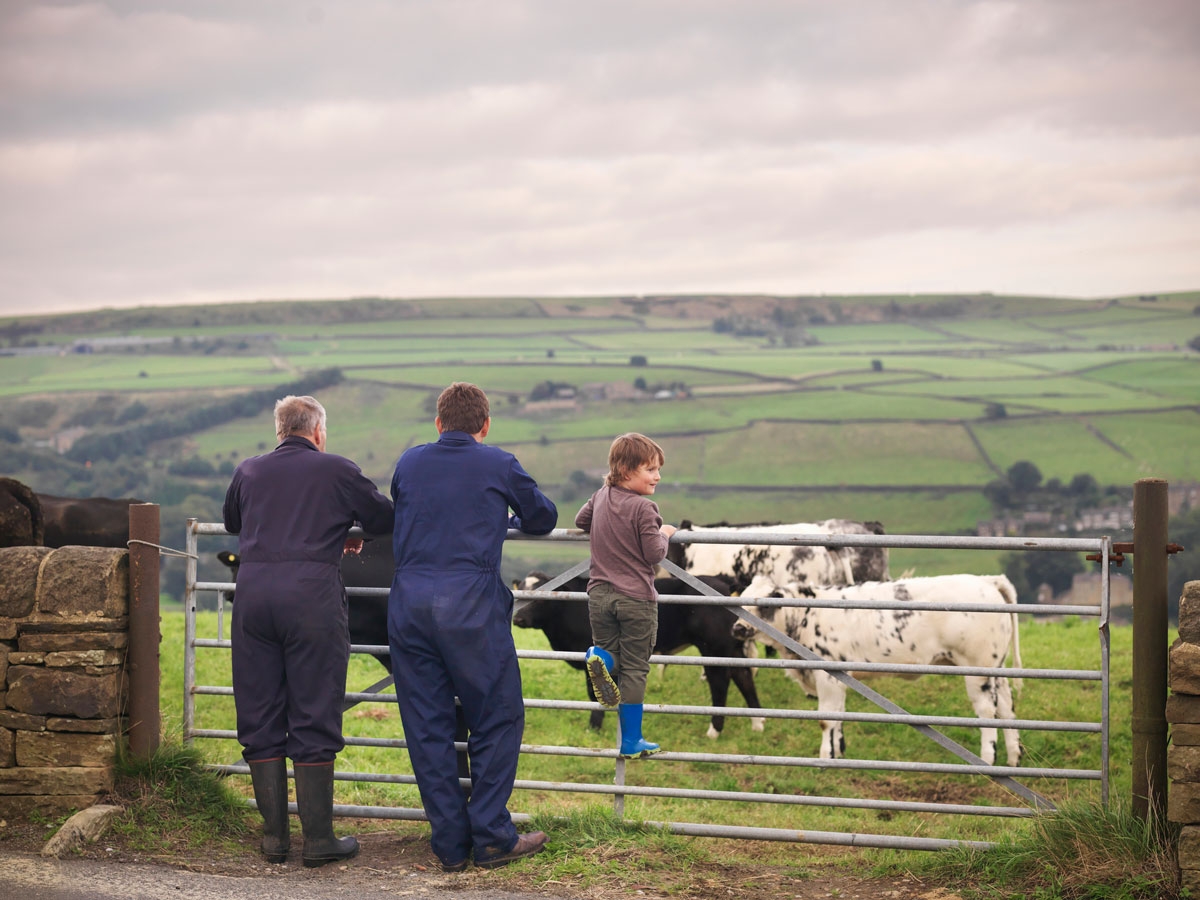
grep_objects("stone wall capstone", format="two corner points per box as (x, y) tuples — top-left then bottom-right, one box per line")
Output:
(1167, 580), (1200, 894)
(0, 545), (128, 818)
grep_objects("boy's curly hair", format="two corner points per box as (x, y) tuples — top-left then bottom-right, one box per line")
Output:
(605, 432), (665, 486)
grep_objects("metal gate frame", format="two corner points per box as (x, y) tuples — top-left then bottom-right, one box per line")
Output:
(184, 520), (1111, 851)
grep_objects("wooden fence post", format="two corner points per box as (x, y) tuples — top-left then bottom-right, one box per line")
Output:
(1132, 478), (1168, 821)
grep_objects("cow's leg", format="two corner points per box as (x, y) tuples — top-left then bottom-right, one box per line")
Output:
(702, 665), (730, 739)
(964, 675), (999, 766)
(585, 675), (605, 730)
(728, 664), (764, 733)
(993, 675), (1021, 766)
(814, 674), (845, 760)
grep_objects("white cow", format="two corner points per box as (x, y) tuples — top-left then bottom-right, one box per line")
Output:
(733, 573), (1023, 765)
(666, 519), (890, 591)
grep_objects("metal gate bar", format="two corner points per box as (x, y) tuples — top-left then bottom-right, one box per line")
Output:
(184, 520), (1112, 849)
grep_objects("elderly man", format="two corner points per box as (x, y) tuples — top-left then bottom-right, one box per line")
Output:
(223, 394), (393, 868)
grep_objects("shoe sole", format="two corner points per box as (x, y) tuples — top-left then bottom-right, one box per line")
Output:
(620, 746), (662, 759)
(475, 846), (545, 869)
(586, 655), (621, 708)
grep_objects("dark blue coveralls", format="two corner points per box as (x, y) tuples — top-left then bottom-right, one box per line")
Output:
(387, 431), (557, 866)
(223, 435), (394, 763)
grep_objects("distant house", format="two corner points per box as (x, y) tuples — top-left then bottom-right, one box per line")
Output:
(1074, 505), (1134, 532)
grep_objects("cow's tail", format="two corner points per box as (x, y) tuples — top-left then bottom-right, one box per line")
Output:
(994, 575), (1024, 696)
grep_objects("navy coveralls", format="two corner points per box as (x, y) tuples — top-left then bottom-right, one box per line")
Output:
(223, 435), (393, 763)
(387, 431), (557, 865)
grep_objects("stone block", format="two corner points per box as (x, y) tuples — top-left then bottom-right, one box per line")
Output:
(1170, 640), (1200, 695)
(1184, 868), (1200, 899)
(45, 650), (124, 668)
(20, 632), (128, 652)
(47, 717), (123, 735)
(1169, 744), (1200, 782)
(1174, 724), (1200, 746)
(1180, 581), (1200, 644)
(8, 652), (44, 665)
(0, 546), (52, 619)
(1169, 780), (1200, 822)
(1166, 693), (1200, 724)
(5, 666), (123, 719)
(0, 708), (46, 731)
(0, 727), (13, 766)
(0, 765), (113, 795)
(0, 621), (14, 640)
(16, 731), (117, 767)
(36, 548), (128, 619)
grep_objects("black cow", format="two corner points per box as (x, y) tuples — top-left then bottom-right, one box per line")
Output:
(37, 493), (146, 548)
(0, 477), (43, 546)
(512, 571), (763, 738)
(216, 541), (391, 672)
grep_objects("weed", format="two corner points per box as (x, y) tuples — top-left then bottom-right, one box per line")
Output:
(915, 799), (1180, 899)
(105, 737), (254, 854)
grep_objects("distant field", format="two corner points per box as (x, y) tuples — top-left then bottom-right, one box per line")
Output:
(3, 292), (1196, 544)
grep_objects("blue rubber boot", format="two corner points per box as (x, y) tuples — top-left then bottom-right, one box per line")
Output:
(618, 703), (661, 759)
(585, 645), (621, 708)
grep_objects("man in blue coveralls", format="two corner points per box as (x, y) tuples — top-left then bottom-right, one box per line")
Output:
(388, 382), (558, 872)
(224, 394), (393, 868)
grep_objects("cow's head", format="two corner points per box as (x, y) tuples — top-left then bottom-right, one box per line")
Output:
(731, 574), (787, 641)
(512, 570), (554, 628)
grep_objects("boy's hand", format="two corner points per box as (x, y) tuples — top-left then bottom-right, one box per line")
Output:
(661, 524), (677, 538)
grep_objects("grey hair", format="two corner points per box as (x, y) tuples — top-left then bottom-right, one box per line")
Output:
(274, 395), (326, 440)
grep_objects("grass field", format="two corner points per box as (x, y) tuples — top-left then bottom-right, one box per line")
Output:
(166, 603), (1131, 849)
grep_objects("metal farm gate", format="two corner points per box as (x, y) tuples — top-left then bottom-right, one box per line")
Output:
(183, 520), (1113, 852)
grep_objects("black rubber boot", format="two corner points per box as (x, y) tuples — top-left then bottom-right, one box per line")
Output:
(294, 762), (359, 868)
(247, 757), (290, 864)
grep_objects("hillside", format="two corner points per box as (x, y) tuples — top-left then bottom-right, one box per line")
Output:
(2, 290), (1198, 595)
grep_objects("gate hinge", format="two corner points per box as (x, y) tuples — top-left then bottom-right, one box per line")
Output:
(1087, 541), (1184, 566)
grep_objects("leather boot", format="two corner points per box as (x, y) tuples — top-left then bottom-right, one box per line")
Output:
(247, 757), (290, 864)
(293, 762), (359, 868)
(618, 703), (661, 758)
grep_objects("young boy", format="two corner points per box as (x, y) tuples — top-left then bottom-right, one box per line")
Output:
(575, 432), (677, 758)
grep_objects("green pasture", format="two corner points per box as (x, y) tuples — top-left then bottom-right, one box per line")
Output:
(972, 415), (1194, 485)
(694, 421), (995, 487)
(0, 354), (286, 396)
(865, 373), (1169, 411)
(164, 608), (1131, 846)
(805, 322), (957, 346)
(1083, 357), (1200, 402)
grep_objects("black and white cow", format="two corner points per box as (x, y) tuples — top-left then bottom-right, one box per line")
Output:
(732, 573), (1023, 765)
(666, 519), (890, 592)
(512, 571), (763, 737)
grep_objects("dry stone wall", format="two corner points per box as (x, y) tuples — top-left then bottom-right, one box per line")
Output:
(0, 545), (129, 818)
(1168, 580), (1200, 892)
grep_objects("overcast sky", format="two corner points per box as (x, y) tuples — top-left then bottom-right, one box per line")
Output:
(2, 1), (1198, 316)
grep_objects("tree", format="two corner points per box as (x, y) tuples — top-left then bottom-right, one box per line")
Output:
(1002, 550), (1085, 601)
(984, 402), (1007, 420)
(1007, 460), (1042, 494)
(871, 359), (883, 372)
(630, 355), (648, 366)
(1188, 335), (1200, 352)
(1168, 505), (1200, 620)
